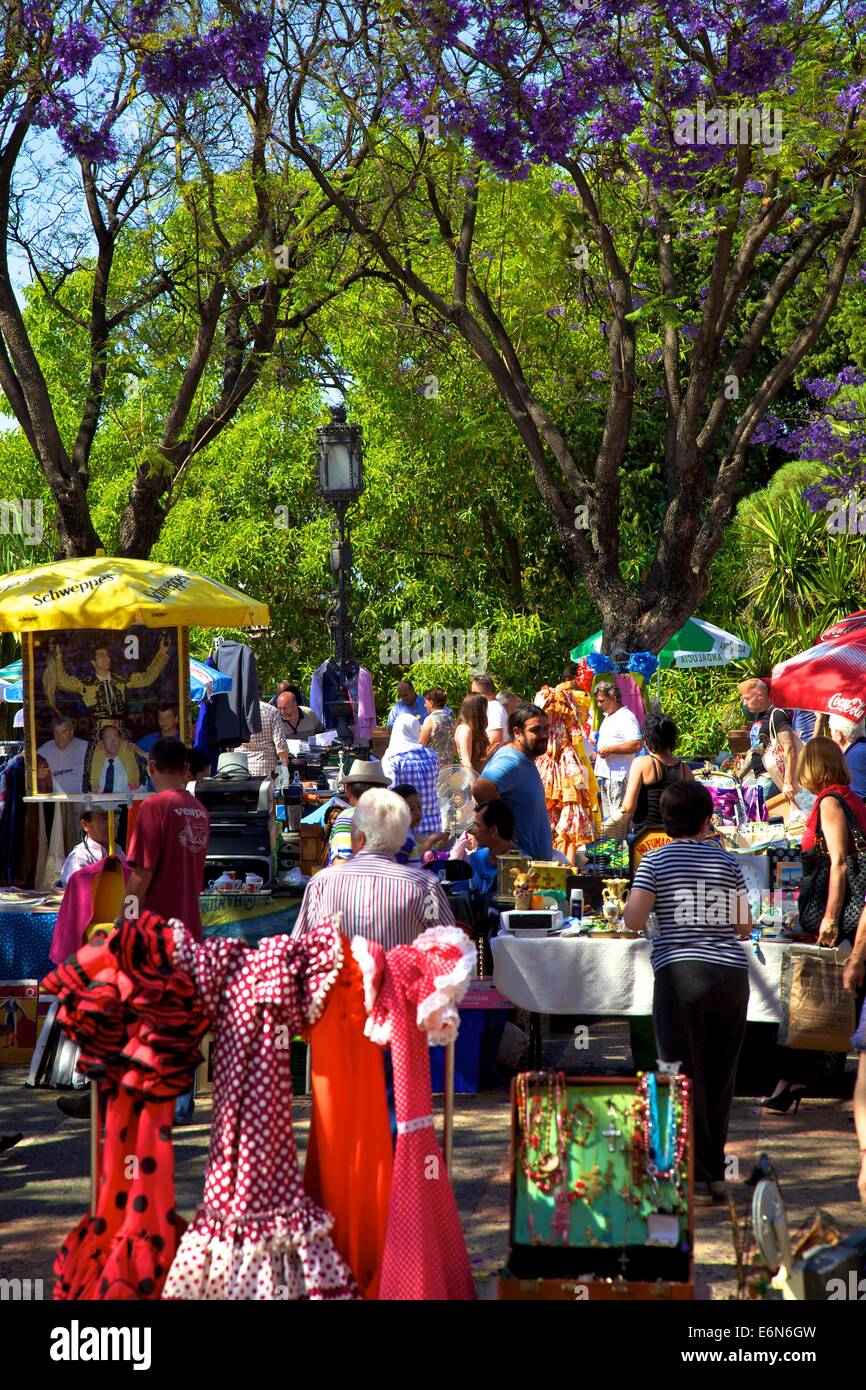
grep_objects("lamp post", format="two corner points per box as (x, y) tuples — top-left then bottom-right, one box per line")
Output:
(316, 404), (364, 745)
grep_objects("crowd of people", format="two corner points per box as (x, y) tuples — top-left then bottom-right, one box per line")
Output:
(15, 658), (866, 1217)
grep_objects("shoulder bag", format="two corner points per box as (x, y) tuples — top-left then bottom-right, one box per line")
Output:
(798, 793), (866, 942)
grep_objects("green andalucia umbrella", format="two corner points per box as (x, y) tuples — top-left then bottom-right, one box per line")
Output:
(571, 617), (750, 669)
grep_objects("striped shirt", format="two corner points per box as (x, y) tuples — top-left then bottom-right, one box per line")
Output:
(236, 701), (288, 778)
(292, 851), (455, 949)
(387, 746), (441, 835)
(631, 838), (749, 972)
(327, 807), (355, 864)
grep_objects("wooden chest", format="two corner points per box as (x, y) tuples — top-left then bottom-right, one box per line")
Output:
(498, 1073), (694, 1301)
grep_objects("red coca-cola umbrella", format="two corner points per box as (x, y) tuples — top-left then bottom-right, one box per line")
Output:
(770, 612), (866, 721)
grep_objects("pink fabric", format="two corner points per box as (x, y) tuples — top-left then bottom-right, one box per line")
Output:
(366, 927), (477, 1302)
(163, 920), (359, 1300)
(49, 855), (130, 966)
(614, 674), (645, 725)
(355, 667), (377, 740)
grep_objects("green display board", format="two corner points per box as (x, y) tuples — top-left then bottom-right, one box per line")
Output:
(514, 1079), (689, 1251)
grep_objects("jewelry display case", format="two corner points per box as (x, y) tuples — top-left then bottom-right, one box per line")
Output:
(498, 1072), (694, 1300)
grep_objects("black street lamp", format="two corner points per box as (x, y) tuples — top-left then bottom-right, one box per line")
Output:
(316, 404), (364, 744)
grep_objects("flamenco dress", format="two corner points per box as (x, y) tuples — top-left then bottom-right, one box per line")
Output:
(535, 683), (601, 858)
(303, 936), (393, 1299)
(162, 919), (358, 1300)
(365, 926), (477, 1301)
(41, 913), (209, 1299)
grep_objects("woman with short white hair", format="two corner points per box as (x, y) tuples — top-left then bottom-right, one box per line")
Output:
(352, 788), (412, 856)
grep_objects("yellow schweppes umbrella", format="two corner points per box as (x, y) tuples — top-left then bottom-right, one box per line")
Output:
(0, 553), (269, 631)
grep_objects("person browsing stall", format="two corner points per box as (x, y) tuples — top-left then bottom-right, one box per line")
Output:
(121, 739), (210, 941)
(624, 780), (752, 1205)
(473, 703), (553, 860)
(382, 714), (441, 836)
(60, 807), (125, 887)
(736, 678), (798, 801)
(829, 715), (866, 800)
(327, 758), (390, 864)
(592, 680), (643, 820)
(471, 673), (510, 755)
(293, 789), (455, 948)
(386, 679), (427, 727)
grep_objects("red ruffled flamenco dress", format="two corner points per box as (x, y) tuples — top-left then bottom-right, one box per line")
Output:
(162, 918), (358, 1300)
(41, 912), (210, 1300)
(364, 925), (477, 1301)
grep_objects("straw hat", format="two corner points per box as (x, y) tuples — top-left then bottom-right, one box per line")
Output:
(342, 757), (389, 787)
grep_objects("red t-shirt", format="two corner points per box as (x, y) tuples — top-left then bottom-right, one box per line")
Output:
(127, 789), (210, 939)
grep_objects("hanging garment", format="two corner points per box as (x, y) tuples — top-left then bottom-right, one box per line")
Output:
(162, 919), (358, 1301)
(205, 642), (262, 748)
(41, 916), (209, 1299)
(49, 855), (130, 965)
(365, 926), (477, 1301)
(535, 683), (602, 858)
(310, 662), (377, 741)
(0, 754), (26, 885)
(303, 938), (392, 1299)
(35, 801), (67, 890)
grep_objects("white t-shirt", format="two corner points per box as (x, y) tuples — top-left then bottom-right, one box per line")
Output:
(60, 835), (107, 887)
(37, 737), (88, 793)
(594, 706), (643, 777)
(486, 698), (510, 741)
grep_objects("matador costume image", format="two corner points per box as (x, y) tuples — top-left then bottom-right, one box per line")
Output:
(43, 635), (171, 791)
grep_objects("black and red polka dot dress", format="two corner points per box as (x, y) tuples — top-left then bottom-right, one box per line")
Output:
(42, 913), (210, 1299)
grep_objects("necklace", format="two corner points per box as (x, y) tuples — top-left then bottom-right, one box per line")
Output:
(637, 1071), (689, 1184)
(517, 1072), (561, 1191)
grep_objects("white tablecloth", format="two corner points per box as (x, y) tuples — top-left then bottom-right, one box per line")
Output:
(491, 935), (789, 1024)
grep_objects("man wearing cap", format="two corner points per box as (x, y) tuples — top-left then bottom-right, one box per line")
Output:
(327, 758), (390, 864)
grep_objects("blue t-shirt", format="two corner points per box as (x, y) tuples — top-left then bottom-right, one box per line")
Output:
(482, 746), (552, 860)
(466, 847), (498, 896)
(845, 739), (866, 799)
(386, 696), (427, 727)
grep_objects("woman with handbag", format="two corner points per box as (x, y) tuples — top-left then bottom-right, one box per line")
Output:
(762, 737), (866, 1112)
(843, 917), (866, 1201)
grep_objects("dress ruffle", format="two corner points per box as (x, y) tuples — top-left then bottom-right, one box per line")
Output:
(41, 912), (209, 1098)
(162, 1199), (358, 1301)
(413, 927), (475, 1044)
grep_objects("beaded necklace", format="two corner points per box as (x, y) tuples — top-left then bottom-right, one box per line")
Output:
(637, 1071), (689, 1183)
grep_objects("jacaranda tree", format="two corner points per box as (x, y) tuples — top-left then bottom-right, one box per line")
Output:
(269, 0), (866, 651)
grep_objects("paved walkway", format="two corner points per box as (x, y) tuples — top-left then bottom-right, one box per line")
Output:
(2, 1022), (863, 1299)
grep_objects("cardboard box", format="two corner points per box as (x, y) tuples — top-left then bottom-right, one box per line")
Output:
(529, 861), (571, 891)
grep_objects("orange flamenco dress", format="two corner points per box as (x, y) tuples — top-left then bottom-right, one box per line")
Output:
(304, 935), (393, 1300)
(535, 682), (601, 860)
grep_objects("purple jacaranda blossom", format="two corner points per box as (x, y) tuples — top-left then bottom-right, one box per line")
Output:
(590, 369), (605, 380)
(54, 22), (103, 78)
(804, 377), (837, 400)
